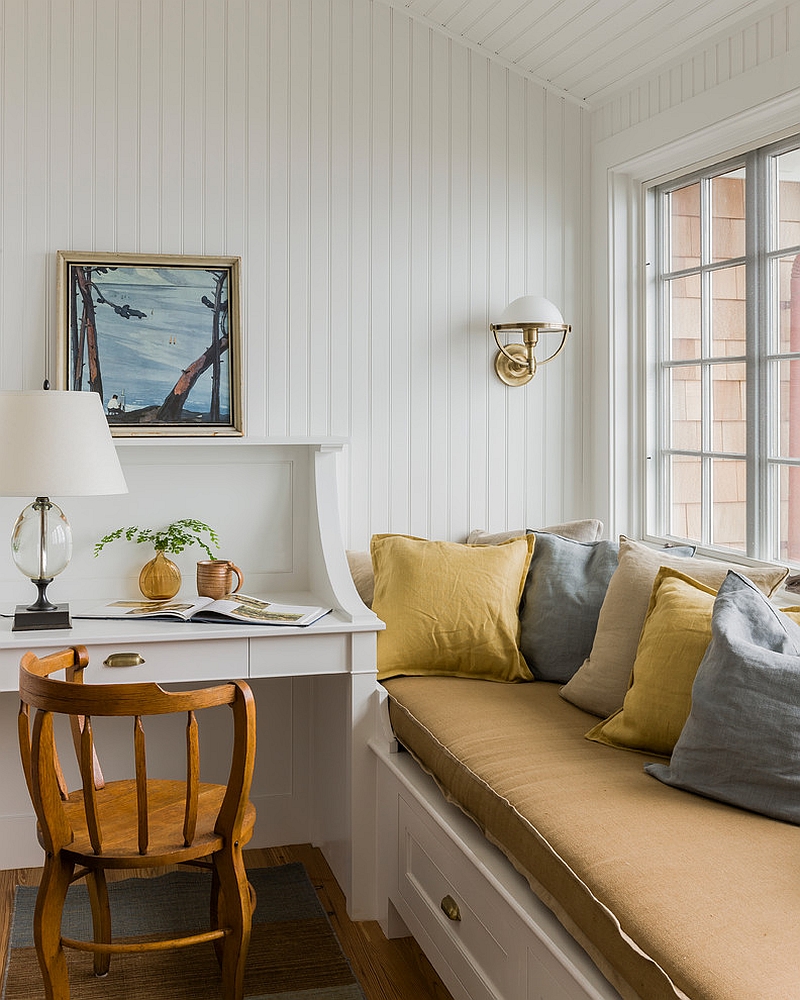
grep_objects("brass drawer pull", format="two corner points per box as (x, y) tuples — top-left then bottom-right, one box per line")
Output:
(103, 653), (145, 668)
(440, 894), (461, 921)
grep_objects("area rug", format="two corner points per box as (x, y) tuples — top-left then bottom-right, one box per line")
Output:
(2, 863), (366, 1000)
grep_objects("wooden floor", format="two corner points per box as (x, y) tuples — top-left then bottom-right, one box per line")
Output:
(0, 843), (454, 1000)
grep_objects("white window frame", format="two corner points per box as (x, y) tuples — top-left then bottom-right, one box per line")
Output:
(646, 135), (800, 564)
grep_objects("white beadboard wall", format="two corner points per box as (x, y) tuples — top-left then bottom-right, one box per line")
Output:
(0, 0), (589, 550)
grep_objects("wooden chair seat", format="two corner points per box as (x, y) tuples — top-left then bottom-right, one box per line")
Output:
(57, 780), (257, 867)
(17, 645), (257, 1000)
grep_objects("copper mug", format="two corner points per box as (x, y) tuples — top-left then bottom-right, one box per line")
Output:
(196, 560), (244, 600)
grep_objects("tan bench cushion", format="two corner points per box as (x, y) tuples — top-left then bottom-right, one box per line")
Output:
(383, 676), (800, 1000)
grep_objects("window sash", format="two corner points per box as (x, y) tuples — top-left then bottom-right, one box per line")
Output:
(649, 135), (800, 565)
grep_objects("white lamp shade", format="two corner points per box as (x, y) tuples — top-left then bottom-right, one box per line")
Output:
(496, 295), (566, 328)
(0, 390), (128, 497)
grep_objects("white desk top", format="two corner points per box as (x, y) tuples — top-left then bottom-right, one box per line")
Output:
(0, 596), (383, 650)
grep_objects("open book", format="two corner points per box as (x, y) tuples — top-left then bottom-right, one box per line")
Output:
(76, 593), (332, 628)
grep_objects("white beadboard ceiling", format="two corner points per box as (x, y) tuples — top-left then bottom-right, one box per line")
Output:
(381, 0), (790, 105)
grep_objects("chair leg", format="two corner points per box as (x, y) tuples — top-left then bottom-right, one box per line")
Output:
(210, 866), (224, 966)
(33, 853), (75, 1000)
(85, 869), (111, 977)
(213, 844), (252, 1000)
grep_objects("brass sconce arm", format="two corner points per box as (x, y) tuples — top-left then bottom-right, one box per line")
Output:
(490, 319), (570, 387)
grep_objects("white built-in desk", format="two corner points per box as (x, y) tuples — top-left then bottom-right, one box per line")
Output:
(0, 441), (384, 922)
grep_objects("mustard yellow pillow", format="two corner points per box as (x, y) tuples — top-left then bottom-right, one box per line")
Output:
(561, 537), (788, 718)
(585, 568), (717, 756)
(371, 533), (534, 683)
(587, 567), (800, 757)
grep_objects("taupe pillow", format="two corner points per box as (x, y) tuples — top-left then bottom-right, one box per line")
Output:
(560, 538), (788, 718)
(346, 550), (375, 607)
(466, 518), (603, 546)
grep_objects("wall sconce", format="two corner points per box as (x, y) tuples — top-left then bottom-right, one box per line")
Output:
(490, 295), (571, 386)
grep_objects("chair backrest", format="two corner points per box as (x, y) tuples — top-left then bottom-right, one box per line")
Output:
(18, 645), (256, 859)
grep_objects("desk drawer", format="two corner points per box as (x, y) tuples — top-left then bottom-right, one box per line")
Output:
(249, 632), (349, 677)
(85, 638), (249, 684)
(0, 638), (246, 687)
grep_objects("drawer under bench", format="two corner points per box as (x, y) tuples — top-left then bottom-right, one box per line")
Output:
(373, 740), (623, 1000)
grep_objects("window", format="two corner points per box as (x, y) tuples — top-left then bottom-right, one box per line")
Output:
(649, 137), (800, 565)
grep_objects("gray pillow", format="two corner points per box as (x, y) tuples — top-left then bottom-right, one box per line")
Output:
(520, 533), (620, 682)
(646, 572), (800, 825)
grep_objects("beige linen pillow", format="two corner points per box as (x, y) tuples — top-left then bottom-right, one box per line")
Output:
(346, 550), (374, 607)
(585, 568), (718, 756)
(560, 538), (788, 718)
(466, 519), (603, 545)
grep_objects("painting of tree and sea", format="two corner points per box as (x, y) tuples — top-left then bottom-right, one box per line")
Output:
(56, 252), (242, 437)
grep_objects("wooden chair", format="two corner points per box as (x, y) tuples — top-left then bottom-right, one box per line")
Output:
(17, 645), (257, 1000)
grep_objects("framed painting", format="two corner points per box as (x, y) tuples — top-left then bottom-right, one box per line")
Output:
(56, 252), (243, 436)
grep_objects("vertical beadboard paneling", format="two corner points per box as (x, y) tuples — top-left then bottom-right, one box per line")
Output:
(203, 0), (228, 252)
(181, 4), (205, 250)
(0, 0), (588, 549)
(160, 3), (184, 248)
(93, 1), (117, 249)
(116, 1), (140, 249)
(466, 50), (491, 532)
(444, 38), (471, 540)
(1, 1), (26, 388)
(594, 2), (800, 142)
(138, 0), (163, 248)
(308, 0), (331, 434)
(287, 0), (311, 436)
(328, 0), (352, 439)
(346, 0), (373, 540)
(266, 0), (290, 433)
(243, 0), (268, 435)
(427, 28), (452, 540)
(23, 1), (50, 381)
(387, 9), (412, 530)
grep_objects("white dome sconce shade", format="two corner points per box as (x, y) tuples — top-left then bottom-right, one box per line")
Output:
(490, 295), (571, 386)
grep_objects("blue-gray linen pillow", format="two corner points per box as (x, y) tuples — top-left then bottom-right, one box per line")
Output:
(645, 571), (800, 825)
(519, 533), (620, 682)
(520, 534), (695, 684)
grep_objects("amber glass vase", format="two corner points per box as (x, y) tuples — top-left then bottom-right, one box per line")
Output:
(138, 550), (182, 600)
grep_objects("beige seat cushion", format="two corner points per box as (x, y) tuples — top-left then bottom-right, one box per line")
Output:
(384, 675), (800, 1000)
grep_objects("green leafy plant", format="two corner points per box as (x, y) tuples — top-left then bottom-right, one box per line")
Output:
(94, 519), (220, 560)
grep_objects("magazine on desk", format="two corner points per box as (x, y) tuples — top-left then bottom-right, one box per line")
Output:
(75, 593), (332, 627)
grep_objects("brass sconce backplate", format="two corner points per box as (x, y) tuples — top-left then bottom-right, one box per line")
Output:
(494, 343), (536, 386)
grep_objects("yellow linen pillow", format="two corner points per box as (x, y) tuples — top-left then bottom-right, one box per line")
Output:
(371, 533), (534, 683)
(587, 570), (800, 756)
(585, 568), (718, 756)
(560, 537), (788, 719)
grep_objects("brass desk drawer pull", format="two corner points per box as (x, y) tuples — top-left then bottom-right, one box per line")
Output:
(440, 895), (461, 921)
(103, 653), (145, 668)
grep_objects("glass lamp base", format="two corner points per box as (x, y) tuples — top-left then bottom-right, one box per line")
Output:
(12, 602), (72, 631)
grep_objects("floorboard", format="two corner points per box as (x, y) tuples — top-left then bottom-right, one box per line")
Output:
(0, 844), (454, 1000)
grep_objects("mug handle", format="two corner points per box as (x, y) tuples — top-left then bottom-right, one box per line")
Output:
(228, 562), (244, 594)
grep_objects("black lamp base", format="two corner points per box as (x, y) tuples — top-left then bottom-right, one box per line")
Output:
(12, 604), (72, 631)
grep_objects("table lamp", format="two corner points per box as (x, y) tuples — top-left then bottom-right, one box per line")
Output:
(0, 389), (128, 630)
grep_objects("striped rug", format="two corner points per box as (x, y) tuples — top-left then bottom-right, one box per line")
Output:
(2, 864), (366, 1000)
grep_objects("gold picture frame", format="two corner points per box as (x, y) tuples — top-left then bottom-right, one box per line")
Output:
(56, 251), (243, 437)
